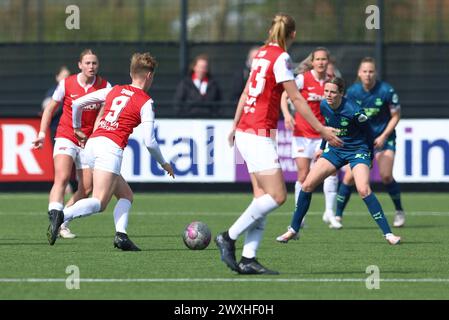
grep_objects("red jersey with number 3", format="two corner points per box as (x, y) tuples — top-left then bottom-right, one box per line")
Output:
(293, 70), (326, 138)
(55, 74), (109, 145)
(90, 85), (153, 149)
(237, 44), (295, 137)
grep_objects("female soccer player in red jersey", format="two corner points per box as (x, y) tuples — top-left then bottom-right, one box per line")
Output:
(46, 52), (174, 250)
(215, 13), (342, 275)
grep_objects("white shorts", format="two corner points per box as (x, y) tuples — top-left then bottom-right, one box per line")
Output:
(53, 138), (90, 170)
(235, 130), (280, 173)
(291, 137), (322, 159)
(84, 136), (123, 175)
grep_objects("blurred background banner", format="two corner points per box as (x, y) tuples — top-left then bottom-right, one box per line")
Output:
(0, 118), (53, 181)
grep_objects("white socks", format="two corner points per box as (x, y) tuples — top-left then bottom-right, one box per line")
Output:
(242, 217), (267, 259)
(113, 198), (132, 234)
(228, 194), (278, 240)
(323, 175), (338, 214)
(63, 198), (101, 222)
(48, 202), (63, 211)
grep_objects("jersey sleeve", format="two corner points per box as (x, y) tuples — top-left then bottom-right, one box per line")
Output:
(344, 86), (357, 103)
(140, 100), (167, 166)
(294, 74), (304, 90)
(385, 85), (401, 112)
(72, 87), (112, 128)
(52, 79), (65, 102)
(273, 52), (295, 84)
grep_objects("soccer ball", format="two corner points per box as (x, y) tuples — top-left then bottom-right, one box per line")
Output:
(182, 221), (211, 250)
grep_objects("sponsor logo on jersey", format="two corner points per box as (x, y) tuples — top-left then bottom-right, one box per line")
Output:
(357, 114), (369, 123)
(83, 104), (101, 110)
(307, 93), (323, 101)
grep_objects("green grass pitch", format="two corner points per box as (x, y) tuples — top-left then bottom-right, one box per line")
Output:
(0, 192), (448, 300)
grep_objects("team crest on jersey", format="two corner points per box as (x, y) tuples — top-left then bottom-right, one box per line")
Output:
(340, 118), (349, 126)
(375, 98), (383, 106)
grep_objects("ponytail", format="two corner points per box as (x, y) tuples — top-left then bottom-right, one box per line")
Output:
(265, 13), (296, 51)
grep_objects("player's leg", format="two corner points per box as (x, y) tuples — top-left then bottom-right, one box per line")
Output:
(376, 150), (405, 227)
(49, 142), (76, 213)
(62, 169), (117, 223)
(60, 149), (94, 238)
(47, 140), (77, 245)
(216, 131), (283, 274)
(352, 163), (400, 245)
(335, 164), (354, 221)
(276, 156), (338, 243)
(111, 176), (139, 251)
(294, 157), (311, 227)
(235, 170), (284, 274)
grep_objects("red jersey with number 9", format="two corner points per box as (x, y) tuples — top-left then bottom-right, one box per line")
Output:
(237, 44), (295, 137)
(90, 85), (153, 149)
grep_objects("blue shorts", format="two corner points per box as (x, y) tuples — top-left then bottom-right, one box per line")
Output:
(376, 133), (396, 153)
(321, 147), (372, 170)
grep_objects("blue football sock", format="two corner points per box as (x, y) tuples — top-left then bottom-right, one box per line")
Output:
(385, 180), (403, 211)
(290, 191), (312, 232)
(336, 183), (353, 217)
(363, 193), (392, 235)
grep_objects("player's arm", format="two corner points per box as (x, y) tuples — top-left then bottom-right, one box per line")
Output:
(280, 91), (295, 130)
(93, 105), (105, 132)
(72, 88), (111, 145)
(374, 90), (401, 149)
(32, 99), (60, 149)
(141, 100), (174, 178)
(228, 78), (250, 147)
(283, 80), (342, 147)
(32, 80), (66, 149)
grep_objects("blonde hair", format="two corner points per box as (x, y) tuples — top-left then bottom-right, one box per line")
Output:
(265, 13), (296, 51)
(130, 52), (157, 77)
(79, 48), (97, 62)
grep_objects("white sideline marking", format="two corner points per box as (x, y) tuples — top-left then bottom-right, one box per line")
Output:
(0, 211), (449, 216)
(1, 278), (449, 283)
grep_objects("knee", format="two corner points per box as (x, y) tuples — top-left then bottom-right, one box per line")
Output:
(301, 181), (314, 193)
(356, 186), (371, 198)
(122, 191), (134, 203)
(381, 175), (393, 185)
(298, 173), (307, 184)
(272, 191), (287, 206)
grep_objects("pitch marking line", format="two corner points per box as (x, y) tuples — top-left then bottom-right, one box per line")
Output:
(1, 278), (449, 283)
(1, 211), (449, 216)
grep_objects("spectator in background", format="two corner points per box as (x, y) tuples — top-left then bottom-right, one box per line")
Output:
(41, 66), (71, 141)
(230, 46), (259, 102)
(174, 54), (222, 117)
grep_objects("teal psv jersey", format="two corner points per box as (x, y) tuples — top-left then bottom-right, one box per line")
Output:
(320, 97), (374, 151)
(346, 81), (400, 138)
